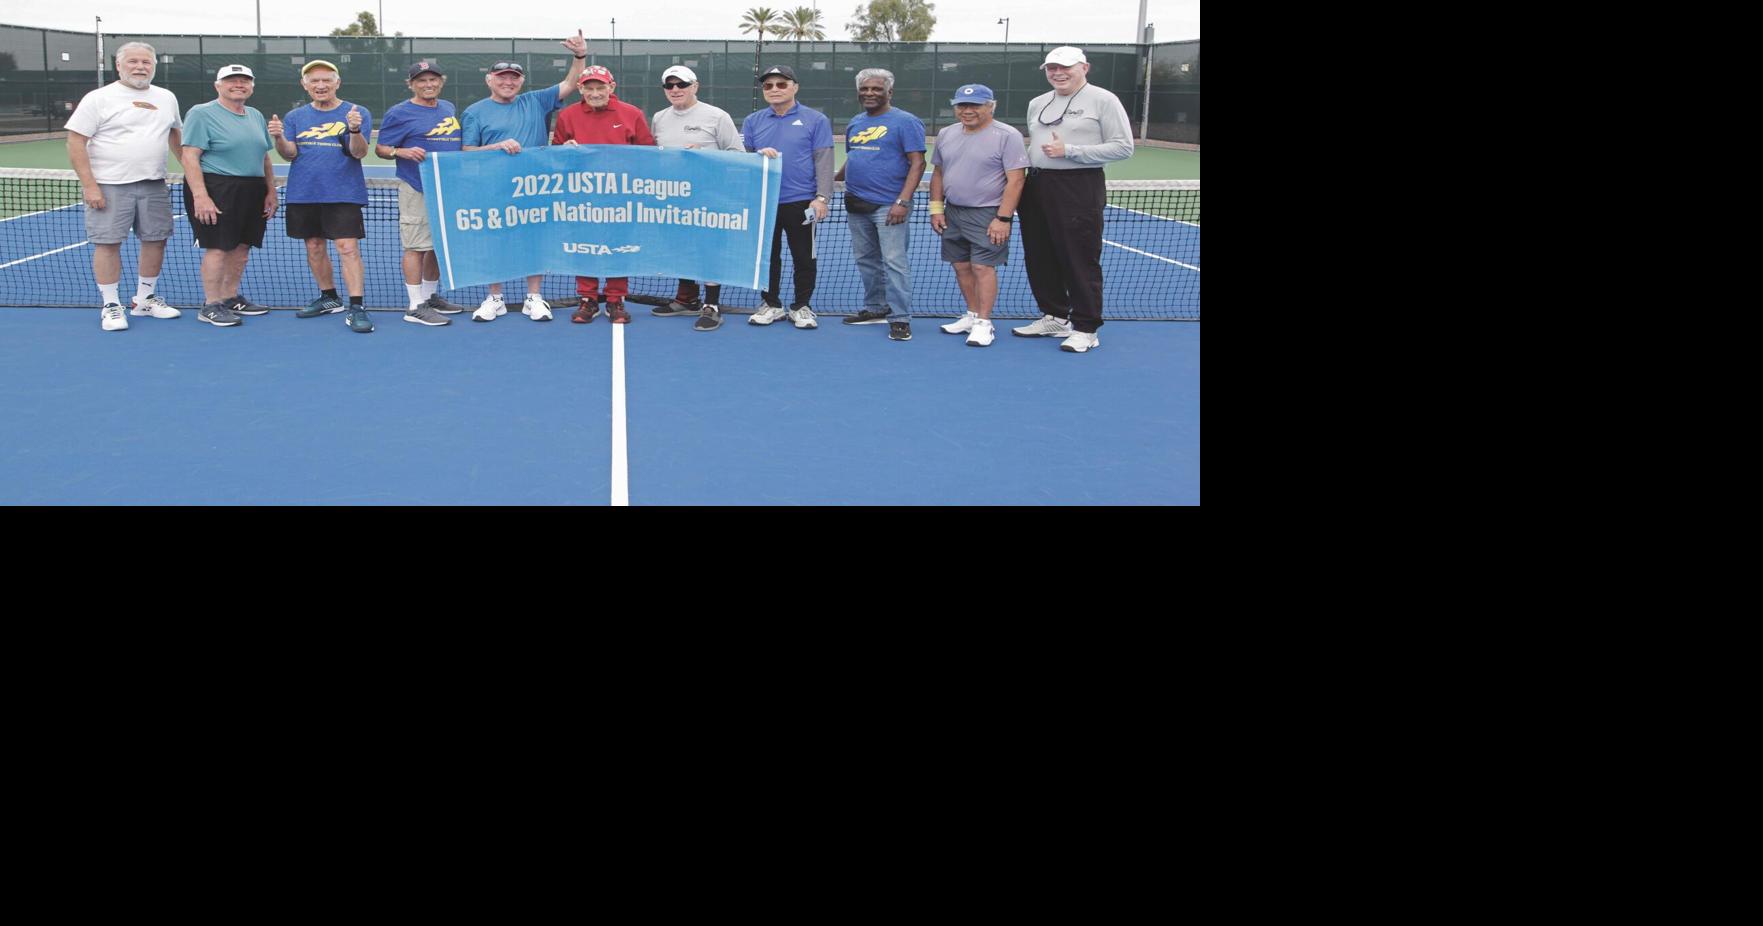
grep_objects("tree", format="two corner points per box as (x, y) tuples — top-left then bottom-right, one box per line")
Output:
(781, 7), (827, 42)
(330, 12), (382, 36)
(739, 7), (788, 94)
(846, 0), (936, 42)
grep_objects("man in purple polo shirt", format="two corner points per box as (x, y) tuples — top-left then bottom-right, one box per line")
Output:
(930, 84), (1029, 348)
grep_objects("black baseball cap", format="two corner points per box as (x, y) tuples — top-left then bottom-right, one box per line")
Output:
(407, 60), (444, 79)
(757, 65), (796, 84)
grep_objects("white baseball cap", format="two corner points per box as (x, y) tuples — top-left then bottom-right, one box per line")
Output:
(215, 64), (255, 80)
(1040, 47), (1087, 68)
(662, 65), (698, 84)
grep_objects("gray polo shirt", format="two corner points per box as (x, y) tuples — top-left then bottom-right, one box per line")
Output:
(651, 101), (742, 151)
(1025, 82), (1134, 170)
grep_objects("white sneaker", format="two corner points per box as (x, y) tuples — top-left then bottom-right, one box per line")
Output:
(966, 318), (995, 347)
(473, 295), (507, 322)
(1012, 314), (1073, 338)
(523, 295), (553, 321)
(788, 305), (818, 329)
(130, 294), (181, 318)
(749, 304), (788, 326)
(100, 302), (128, 331)
(1060, 331), (1099, 353)
(941, 311), (978, 335)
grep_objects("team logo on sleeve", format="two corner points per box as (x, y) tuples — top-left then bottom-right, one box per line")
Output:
(848, 125), (889, 145)
(428, 116), (461, 136)
(297, 122), (347, 139)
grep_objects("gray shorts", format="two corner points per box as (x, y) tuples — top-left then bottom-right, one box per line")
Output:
(939, 204), (1009, 266)
(85, 179), (174, 244)
(398, 181), (434, 251)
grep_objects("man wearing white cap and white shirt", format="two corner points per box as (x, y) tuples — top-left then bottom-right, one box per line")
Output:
(66, 41), (183, 331)
(1014, 46), (1134, 354)
(180, 63), (278, 327)
(649, 65), (742, 331)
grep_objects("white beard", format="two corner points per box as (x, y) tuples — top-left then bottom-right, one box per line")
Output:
(121, 76), (152, 90)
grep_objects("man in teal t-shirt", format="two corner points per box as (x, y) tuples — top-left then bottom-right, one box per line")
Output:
(179, 64), (275, 327)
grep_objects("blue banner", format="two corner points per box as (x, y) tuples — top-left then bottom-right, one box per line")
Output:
(420, 145), (781, 290)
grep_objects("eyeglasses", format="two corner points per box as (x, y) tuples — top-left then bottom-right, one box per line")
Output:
(663, 81), (693, 89)
(761, 81), (791, 89)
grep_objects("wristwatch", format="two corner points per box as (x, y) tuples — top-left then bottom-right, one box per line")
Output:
(894, 198), (910, 208)
(814, 194), (829, 203)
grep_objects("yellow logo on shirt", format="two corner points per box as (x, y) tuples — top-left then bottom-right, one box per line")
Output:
(849, 125), (889, 146)
(428, 117), (461, 137)
(297, 122), (347, 139)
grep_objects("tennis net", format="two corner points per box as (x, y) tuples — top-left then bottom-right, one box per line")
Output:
(1, 169), (1199, 319)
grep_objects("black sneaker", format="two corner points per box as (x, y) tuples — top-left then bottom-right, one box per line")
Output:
(230, 295), (271, 316)
(198, 302), (242, 327)
(844, 308), (892, 325)
(653, 298), (702, 317)
(888, 320), (912, 341)
(693, 304), (723, 331)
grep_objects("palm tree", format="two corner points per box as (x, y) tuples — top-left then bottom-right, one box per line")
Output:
(740, 7), (788, 105)
(782, 7), (827, 42)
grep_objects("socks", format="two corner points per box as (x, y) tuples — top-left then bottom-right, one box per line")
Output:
(322, 288), (339, 301)
(135, 276), (158, 303)
(99, 283), (120, 305)
(406, 284), (424, 311)
(350, 296), (364, 307)
(420, 279), (438, 300)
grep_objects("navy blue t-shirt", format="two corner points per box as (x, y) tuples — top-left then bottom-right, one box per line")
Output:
(283, 101), (372, 204)
(378, 99), (461, 192)
(843, 108), (925, 206)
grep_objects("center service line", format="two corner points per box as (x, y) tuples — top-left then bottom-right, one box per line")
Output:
(611, 323), (630, 506)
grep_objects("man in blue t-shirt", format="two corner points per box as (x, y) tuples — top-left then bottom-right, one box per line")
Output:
(833, 68), (926, 341)
(375, 60), (468, 323)
(742, 65), (834, 330)
(463, 30), (587, 323)
(270, 60), (379, 332)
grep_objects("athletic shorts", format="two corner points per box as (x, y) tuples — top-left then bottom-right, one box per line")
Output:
(939, 204), (1009, 266)
(397, 181), (433, 251)
(285, 202), (366, 240)
(84, 179), (174, 244)
(184, 173), (268, 250)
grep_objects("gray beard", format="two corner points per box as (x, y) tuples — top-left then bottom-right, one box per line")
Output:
(120, 76), (152, 90)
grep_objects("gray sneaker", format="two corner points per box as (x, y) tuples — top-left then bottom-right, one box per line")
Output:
(231, 295), (271, 316)
(424, 293), (466, 314)
(403, 302), (452, 326)
(653, 298), (702, 317)
(198, 302), (242, 327)
(693, 304), (723, 331)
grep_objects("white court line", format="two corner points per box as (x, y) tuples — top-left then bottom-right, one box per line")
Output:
(611, 323), (630, 506)
(1106, 203), (1202, 229)
(0, 203), (80, 224)
(1104, 239), (1200, 273)
(0, 239), (89, 270)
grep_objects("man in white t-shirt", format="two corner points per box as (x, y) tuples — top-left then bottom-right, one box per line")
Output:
(66, 41), (184, 332)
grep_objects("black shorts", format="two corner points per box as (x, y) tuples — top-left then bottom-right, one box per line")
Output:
(285, 202), (366, 241)
(185, 173), (269, 250)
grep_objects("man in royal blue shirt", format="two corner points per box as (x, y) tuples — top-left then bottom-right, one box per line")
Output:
(270, 60), (378, 332)
(463, 31), (587, 323)
(833, 68), (925, 341)
(742, 65), (833, 330)
(375, 60), (468, 322)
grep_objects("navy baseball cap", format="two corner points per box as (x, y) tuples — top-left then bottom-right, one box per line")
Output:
(950, 84), (995, 105)
(758, 65), (796, 84)
(407, 60), (444, 79)
(490, 61), (526, 76)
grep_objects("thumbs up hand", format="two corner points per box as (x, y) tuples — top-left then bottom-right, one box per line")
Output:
(346, 105), (363, 132)
(268, 113), (284, 139)
(1041, 130), (1066, 159)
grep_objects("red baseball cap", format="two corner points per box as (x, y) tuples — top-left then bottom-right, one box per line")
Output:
(579, 65), (614, 84)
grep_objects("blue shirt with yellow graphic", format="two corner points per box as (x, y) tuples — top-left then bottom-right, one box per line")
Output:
(378, 99), (462, 192)
(842, 107), (925, 206)
(283, 100), (373, 204)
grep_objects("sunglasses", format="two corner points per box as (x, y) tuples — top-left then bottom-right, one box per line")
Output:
(761, 81), (791, 89)
(663, 81), (694, 89)
(490, 63), (523, 74)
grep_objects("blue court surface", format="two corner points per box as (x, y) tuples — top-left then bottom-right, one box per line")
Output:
(0, 307), (1200, 505)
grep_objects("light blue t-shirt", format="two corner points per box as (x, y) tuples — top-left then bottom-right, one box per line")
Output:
(283, 100), (372, 204)
(464, 88), (565, 150)
(181, 100), (271, 177)
(741, 103), (833, 203)
(377, 99), (461, 192)
(843, 107), (925, 206)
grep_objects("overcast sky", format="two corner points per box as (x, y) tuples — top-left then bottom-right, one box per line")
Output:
(8, 1), (1198, 46)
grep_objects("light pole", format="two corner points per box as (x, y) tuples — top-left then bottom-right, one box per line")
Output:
(999, 18), (1010, 113)
(611, 18), (617, 41)
(997, 17), (1010, 45)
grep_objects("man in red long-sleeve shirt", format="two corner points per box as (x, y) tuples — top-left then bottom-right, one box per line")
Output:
(553, 65), (656, 324)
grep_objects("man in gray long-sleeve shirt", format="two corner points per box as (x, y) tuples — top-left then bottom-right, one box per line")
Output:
(1013, 46), (1134, 354)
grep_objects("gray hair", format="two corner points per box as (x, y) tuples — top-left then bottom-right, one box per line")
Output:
(114, 42), (156, 67)
(855, 68), (895, 91)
